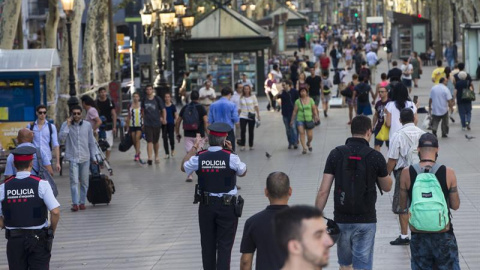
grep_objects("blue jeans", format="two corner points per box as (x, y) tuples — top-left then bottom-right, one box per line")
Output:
(457, 102), (472, 128)
(283, 116), (298, 146)
(447, 58), (455, 69)
(69, 160), (90, 205)
(337, 223), (376, 270)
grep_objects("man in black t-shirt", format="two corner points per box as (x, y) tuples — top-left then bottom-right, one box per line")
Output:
(306, 67), (322, 106)
(240, 172), (291, 270)
(96, 87), (117, 160)
(387, 61), (403, 83)
(316, 116), (392, 270)
(175, 91), (208, 182)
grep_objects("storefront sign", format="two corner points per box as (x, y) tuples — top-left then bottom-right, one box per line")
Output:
(0, 122), (28, 150)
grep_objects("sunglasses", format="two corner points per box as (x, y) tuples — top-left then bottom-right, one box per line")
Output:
(37, 111), (47, 114)
(72, 112), (82, 116)
(378, 91), (387, 93)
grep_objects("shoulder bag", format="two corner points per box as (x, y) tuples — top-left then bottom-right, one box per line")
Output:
(461, 88), (476, 101)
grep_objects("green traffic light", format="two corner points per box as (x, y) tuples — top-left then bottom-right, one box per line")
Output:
(354, 13), (358, 17)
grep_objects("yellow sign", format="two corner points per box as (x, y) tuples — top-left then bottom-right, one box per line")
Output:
(0, 122), (28, 150)
(116, 33), (125, 47)
(0, 107), (8, 120)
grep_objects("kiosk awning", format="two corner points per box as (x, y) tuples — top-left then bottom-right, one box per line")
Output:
(0, 49), (60, 73)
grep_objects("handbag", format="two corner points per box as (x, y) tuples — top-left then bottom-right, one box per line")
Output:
(461, 88), (476, 101)
(247, 112), (256, 121)
(375, 123), (390, 141)
(300, 98), (315, 130)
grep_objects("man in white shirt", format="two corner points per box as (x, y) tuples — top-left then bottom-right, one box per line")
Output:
(387, 108), (425, 246)
(366, 50), (378, 84)
(429, 78), (454, 137)
(231, 83), (243, 141)
(239, 73), (254, 89)
(313, 41), (324, 62)
(199, 81), (216, 111)
(401, 58), (414, 93)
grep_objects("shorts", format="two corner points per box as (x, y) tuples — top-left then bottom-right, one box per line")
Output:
(357, 103), (373, 115)
(129, 126), (142, 132)
(374, 127), (389, 147)
(392, 169), (408, 214)
(105, 130), (113, 151)
(144, 126), (161, 143)
(337, 223), (376, 269)
(402, 78), (412, 88)
(410, 232), (460, 270)
(346, 97), (357, 106)
(322, 93), (331, 103)
(311, 95), (320, 106)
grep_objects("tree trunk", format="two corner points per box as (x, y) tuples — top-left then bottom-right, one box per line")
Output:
(92, 0), (111, 93)
(81, 0), (96, 95)
(45, 0), (60, 120)
(0, 0), (22, 49)
(56, 0), (85, 127)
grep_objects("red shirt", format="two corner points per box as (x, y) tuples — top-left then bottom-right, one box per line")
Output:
(320, 57), (330, 69)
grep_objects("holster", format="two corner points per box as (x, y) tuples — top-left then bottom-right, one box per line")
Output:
(234, 195), (244, 217)
(193, 184), (202, 204)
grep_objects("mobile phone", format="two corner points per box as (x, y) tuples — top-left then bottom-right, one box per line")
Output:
(413, 95), (418, 104)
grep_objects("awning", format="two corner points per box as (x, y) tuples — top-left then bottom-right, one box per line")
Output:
(0, 49), (60, 73)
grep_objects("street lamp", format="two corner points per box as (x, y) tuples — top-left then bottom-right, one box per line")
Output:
(140, 0), (194, 98)
(60, 0), (78, 110)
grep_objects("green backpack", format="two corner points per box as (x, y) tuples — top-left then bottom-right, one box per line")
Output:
(409, 163), (450, 232)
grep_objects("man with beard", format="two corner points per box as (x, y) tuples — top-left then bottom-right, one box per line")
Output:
(274, 205), (333, 270)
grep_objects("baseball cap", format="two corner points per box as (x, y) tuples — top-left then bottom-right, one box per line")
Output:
(418, 133), (439, 148)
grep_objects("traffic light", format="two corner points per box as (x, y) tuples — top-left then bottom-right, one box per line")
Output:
(417, 14), (422, 18)
(354, 12), (358, 18)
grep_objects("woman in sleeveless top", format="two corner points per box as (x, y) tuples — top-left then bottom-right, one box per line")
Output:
(125, 92), (143, 162)
(344, 44), (353, 69)
(409, 51), (422, 88)
(373, 73), (390, 104)
(296, 72), (308, 90)
(290, 87), (320, 154)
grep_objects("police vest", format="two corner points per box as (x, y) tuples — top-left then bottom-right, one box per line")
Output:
(196, 150), (237, 193)
(1, 176), (48, 228)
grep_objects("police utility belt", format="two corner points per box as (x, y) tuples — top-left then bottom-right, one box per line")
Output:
(5, 227), (53, 240)
(193, 184), (244, 217)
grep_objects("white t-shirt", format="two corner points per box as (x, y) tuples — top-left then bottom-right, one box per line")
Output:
(401, 64), (413, 80)
(385, 101), (417, 139)
(430, 84), (453, 116)
(199, 87), (216, 106)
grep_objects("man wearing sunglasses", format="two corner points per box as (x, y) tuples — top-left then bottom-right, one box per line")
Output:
(27, 105), (61, 173)
(59, 105), (97, 212)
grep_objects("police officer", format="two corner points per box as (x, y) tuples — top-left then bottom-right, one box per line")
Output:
(0, 146), (60, 270)
(181, 122), (247, 270)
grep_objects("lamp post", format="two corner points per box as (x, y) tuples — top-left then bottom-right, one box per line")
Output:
(140, 0), (194, 98)
(60, 0), (79, 110)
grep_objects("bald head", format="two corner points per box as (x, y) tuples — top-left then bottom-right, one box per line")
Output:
(17, 128), (34, 144)
(266, 172), (291, 199)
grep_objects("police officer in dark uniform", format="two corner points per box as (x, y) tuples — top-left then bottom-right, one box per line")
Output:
(0, 146), (60, 270)
(181, 122), (247, 270)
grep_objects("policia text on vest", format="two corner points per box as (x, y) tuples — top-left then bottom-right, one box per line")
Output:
(0, 146), (60, 270)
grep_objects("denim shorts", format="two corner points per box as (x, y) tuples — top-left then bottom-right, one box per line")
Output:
(337, 223), (376, 270)
(410, 232), (460, 270)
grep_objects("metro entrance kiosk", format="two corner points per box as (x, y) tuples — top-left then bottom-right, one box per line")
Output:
(0, 49), (60, 172)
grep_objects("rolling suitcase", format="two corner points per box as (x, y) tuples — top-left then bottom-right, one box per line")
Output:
(87, 163), (115, 205)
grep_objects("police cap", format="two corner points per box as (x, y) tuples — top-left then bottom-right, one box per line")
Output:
(208, 122), (231, 137)
(11, 146), (36, 161)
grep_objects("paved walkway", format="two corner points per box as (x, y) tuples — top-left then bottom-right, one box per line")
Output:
(1, 52), (479, 269)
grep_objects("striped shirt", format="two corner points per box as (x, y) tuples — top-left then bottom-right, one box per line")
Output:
(387, 123), (425, 170)
(239, 95), (258, 119)
(129, 105), (142, 127)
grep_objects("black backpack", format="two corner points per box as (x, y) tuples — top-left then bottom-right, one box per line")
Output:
(333, 71), (341, 85)
(182, 103), (201, 131)
(356, 84), (370, 103)
(30, 121), (54, 150)
(334, 146), (380, 215)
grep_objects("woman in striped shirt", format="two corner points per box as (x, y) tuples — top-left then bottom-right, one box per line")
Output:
(126, 92), (143, 162)
(239, 85), (260, 151)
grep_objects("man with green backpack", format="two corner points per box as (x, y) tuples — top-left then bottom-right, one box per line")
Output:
(398, 133), (460, 270)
